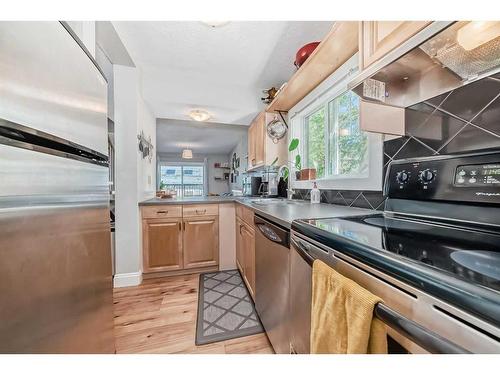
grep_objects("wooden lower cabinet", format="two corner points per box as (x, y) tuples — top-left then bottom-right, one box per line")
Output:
(235, 209), (256, 300)
(236, 218), (244, 274)
(241, 224), (255, 299)
(142, 218), (183, 273)
(183, 216), (219, 269)
(141, 205), (220, 275)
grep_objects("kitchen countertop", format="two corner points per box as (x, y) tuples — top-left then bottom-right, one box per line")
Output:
(139, 196), (375, 228)
(139, 196), (236, 205)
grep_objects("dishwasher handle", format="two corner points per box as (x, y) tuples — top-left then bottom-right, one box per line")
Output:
(254, 215), (289, 248)
(291, 237), (315, 266)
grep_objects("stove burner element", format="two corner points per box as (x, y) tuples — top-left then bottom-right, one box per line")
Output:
(451, 251), (500, 281)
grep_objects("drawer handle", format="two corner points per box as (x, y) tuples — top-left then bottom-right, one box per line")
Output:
(195, 209), (207, 214)
(157, 210), (168, 214)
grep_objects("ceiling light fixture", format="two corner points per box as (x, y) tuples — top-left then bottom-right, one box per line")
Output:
(201, 21), (230, 28)
(189, 109), (211, 122)
(182, 149), (193, 159)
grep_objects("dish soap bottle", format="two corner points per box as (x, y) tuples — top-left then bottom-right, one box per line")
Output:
(310, 182), (320, 204)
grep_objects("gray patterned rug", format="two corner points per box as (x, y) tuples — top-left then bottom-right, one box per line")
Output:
(195, 269), (264, 345)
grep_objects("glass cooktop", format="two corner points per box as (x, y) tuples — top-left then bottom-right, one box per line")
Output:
(302, 214), (500, 292)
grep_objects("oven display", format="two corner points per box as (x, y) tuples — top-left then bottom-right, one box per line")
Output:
(455, 163), (500, 186)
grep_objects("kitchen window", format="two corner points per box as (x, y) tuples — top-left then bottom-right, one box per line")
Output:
(290, 54), (383, 191)
(159, 164), (205, 197)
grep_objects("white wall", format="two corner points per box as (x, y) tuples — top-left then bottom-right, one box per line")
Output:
(113, 65), (157, 288)
(157, 152), (230, 195)
(137, 96), (157, 201)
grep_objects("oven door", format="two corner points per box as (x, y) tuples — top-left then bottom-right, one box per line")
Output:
(290, 233), (419, 354)
(290, 232), (500, 353)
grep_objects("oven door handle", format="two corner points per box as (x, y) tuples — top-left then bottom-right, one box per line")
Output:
(375, 304), (470, 354)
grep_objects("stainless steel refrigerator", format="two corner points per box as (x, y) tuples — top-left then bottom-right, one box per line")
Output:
(0, 21), (115, 353)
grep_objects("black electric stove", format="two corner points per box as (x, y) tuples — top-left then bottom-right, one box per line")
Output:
(300, 213), (500, 292)
(292, 150), (500, 329)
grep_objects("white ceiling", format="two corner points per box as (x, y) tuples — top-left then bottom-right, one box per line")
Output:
(113, 21), (333, 154)
(156, 119), (247, 154)
(113, 21), (333, 125)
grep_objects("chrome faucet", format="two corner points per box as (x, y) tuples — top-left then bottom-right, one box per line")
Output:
(278, 164), (295, 200)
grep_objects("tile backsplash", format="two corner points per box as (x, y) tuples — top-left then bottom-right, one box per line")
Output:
(294, 73), (500, 210)
(292, 188), (386, 210)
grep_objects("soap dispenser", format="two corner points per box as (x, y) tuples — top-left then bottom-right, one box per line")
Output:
(310, 182), (320, 204)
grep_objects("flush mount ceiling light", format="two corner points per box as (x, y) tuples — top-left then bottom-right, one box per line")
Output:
(201, 21), (230, 28)
(182, 149), (193, 159)
(189, 109), (211, 122)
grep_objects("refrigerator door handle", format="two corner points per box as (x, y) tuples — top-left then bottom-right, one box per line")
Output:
(0, 118), (108, 167)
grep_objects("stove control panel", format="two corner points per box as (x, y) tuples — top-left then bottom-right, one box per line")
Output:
(385, 151), (500, 205)
(454, 163), (500, 186)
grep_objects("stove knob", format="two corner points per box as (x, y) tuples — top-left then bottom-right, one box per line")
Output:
(396, 171), (409, 184)
(419, 169), (435, 183)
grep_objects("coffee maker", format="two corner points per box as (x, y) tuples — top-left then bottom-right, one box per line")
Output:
(260, 170), (278, 197)
(242, 176), (262, 196)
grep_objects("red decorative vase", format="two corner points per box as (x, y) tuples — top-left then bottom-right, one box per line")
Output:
(294, 42), (320, 68)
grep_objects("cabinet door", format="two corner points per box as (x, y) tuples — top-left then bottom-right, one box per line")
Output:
(241, 224), (256, 299)
(235, 217), (244, 274)
(254, 113), (266, 167)
(183, 216), (219, 269)
(248, 123), (256, 169)
(142, 218), (183, 273)
(360, 21), (430, 69)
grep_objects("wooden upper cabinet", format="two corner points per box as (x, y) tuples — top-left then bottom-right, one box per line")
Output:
(359, 21), (430, 70)
(142, 218), (183, 272)
(247, 112), (265, 170)
(183, 216), (219, 269)
(254, 113), (265, 166)
(248, 123), (256, 168)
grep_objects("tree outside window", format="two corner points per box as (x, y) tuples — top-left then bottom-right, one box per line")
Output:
(302, 90), (367, 180)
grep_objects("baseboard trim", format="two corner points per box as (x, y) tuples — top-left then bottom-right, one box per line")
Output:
(113, 271), (143, 288)
(142, 265), (219, 280)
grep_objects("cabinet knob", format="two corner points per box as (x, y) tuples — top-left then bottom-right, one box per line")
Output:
(157, 210), (168, 214)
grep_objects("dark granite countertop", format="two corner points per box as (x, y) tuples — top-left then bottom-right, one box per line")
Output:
(139, 196), (235, 206)
(139, 196), (374, 229)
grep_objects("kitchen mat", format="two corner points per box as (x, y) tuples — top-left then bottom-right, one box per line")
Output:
(195, 269), (263, 345)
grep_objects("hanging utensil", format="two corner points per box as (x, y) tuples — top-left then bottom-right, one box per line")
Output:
(266, 112), (288, 143)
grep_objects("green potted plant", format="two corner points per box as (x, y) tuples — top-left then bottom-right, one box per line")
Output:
(288, 138), (302, 181)
(271, 138), (301, 180)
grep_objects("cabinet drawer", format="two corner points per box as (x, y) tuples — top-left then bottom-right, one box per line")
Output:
(237, 204), (254, 227)
(183, 204), (218, 217)
(141, 205), (182, 219)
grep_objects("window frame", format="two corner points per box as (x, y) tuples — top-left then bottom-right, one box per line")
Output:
(288, 53), (383, 191)
(158, 161), (207, 197)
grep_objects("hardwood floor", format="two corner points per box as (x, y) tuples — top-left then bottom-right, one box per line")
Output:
(113, 273), (274, 354)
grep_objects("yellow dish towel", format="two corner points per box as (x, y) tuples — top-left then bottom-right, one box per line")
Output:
(310, 259), (388, 354)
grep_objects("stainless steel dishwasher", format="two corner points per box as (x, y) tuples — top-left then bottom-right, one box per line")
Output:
(289, 235), (314, 354)
(254, 215), (290, 354)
